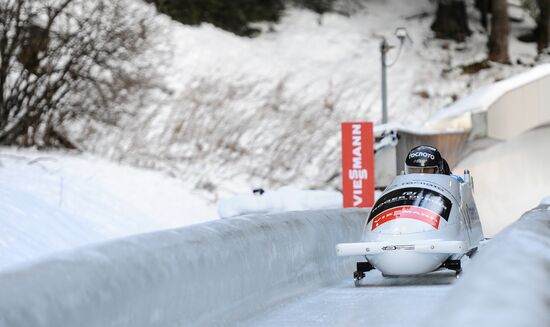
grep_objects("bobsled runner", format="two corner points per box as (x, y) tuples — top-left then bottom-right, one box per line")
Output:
(336, 171), (484, 285)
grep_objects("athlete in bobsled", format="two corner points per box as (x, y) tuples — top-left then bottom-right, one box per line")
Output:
(336, 145), (484, 285)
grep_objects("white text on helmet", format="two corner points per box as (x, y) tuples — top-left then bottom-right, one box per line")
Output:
(409, 152), (436, 160)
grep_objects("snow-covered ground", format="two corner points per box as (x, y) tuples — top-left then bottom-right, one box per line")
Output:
(0, 149), (217, 270)
(455, 125), (550, 237)
(71, 0), (545, 199)
(0, 149), (351, 270)
(1, 2), (549, 324)
(218, 186), (342, 218)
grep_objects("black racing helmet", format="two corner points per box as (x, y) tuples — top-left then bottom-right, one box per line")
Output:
(405, 145), (444, 174)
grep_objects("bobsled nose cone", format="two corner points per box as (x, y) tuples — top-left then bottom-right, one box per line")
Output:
(370, 252), (449, 275)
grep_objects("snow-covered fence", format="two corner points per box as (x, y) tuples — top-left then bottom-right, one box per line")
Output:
(0, 209), (366, 327)
(427, 200), (550, 327)
(427, 64), (550, 140)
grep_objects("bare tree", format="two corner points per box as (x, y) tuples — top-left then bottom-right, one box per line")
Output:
(488, 0), (510, 63)
(431, 0), (471, 42)
(0, 0), (152, 148)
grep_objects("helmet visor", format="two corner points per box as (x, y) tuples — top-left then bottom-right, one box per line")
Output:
(405, 165), (438, 174)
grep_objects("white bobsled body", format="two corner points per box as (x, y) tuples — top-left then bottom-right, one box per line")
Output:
(337, 173), (484, 276)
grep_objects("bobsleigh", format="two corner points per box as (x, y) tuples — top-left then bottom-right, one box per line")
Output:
(336, 171), (483, 285)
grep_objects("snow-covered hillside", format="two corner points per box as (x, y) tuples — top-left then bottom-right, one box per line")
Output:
(70, 0), (543, 199)
(0, 150), (217, 270)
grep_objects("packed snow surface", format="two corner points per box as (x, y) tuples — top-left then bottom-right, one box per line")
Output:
(456, 125), (550, 237)
(0, 149), (217, 270)
(0, 149), (354, 270)
(217, 188), (385, 218)
(218, 186), (342, 218)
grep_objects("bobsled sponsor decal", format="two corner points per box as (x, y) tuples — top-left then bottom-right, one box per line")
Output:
(371, 206), (442, 230)
(408, 152), (435, 160)
(367, 187), (452, 230)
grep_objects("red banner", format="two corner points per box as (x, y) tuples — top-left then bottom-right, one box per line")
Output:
(341, 122), (375, 208)
(371, 206), (441, 230)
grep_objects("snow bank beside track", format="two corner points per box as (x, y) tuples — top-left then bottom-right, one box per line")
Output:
(0, 209), (366, 327)
(455, 125), (550, 237)
(427, 201), (550, 327)
(0, 149), (217, 270)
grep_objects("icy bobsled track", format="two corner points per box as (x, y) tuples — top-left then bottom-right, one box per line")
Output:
(240, 269), (460, 327)
(0, 209), (366, 327)
(1, 202), (550, 327)
(244, 200), (550, 327)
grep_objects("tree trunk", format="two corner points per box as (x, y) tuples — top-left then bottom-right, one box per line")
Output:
(537, 0), (550, 53)
(475, 0), (490, 29)
(488, 0), (510, 63)
(431, 0), (471, 42)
